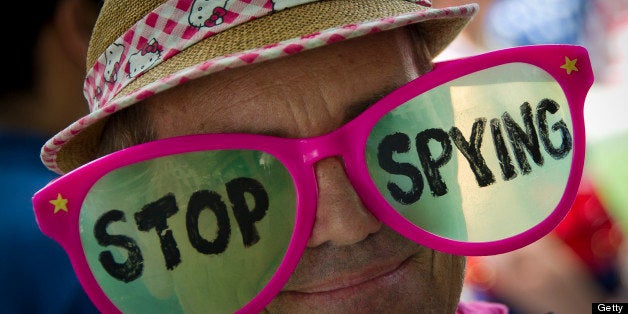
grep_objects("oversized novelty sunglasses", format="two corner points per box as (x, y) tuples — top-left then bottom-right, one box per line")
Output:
(34, 45), (592, 313)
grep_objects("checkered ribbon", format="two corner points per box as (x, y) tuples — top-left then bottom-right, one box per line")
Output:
(84, 0), (434, 113)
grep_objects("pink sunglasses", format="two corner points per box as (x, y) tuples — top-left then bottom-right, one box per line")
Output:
(33, 44), (592, 313)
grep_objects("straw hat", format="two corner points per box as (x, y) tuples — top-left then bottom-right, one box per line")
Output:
(42, 0), (478, 174)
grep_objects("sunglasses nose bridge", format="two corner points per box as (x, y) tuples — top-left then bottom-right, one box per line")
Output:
(300, 130), (349, 166)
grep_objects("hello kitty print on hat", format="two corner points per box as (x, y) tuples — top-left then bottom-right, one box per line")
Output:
(189, 0), (230, 28)
(128, 38), (163, 78)
(85, 0), (447, 113)
(104, 43), (124, 83)
(86, 0), (321, 112)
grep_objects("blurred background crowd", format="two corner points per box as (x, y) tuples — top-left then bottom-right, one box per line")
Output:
(0, 0), (101, 312)
(1, 0), (626, 313)
(435, 0), (628, 313)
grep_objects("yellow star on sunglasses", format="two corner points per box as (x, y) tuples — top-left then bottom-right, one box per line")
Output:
(561, 57), (578, 75)
(50, 193), (69, 213)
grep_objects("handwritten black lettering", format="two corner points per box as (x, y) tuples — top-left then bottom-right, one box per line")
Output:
(503, 102), (544, 174)
(134, 194), (181, 270)
(226, 177), (268, 247)
(186, 190), (230, 255)
(449, 118), (496, 187)
(416, 128), (453, 197)
(377, 132), (424, 205)
(94, 210), (143, 283)
(375, 98), (573, 206)
(537, 99), (573, 159)
(490, 118), (517, 181)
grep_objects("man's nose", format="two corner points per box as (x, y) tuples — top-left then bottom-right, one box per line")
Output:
(307, 157), (382, 247)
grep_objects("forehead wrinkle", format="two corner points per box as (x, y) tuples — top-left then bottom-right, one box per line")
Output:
(219, 79), (305, 136)
(214, 60), (408, 137)
(236, 63), (344, 138)
(175, 65), (293, 135)
(302, 60), (404, 133)
(297, 84), (336, 137)
(150, 28), (424, 139)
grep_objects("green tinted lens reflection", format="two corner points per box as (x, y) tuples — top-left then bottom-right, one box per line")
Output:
(80, 150), (296, 313)
(367, 63), (573, 242)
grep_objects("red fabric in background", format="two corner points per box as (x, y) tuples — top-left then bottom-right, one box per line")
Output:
(553, 177), (624, 275)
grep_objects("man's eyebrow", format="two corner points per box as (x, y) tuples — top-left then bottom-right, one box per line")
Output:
(342, 84), (400, 124)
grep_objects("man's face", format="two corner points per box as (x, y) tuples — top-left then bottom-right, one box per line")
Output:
(143, 28), (465, 312)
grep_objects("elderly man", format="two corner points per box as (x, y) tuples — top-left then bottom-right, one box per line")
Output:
(32, 0), (592, 313)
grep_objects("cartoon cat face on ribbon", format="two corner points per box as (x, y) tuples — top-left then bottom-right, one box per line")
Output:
(127, 39), (163, 78)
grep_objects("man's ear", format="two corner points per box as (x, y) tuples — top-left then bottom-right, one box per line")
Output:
(53, 0), (100, 70)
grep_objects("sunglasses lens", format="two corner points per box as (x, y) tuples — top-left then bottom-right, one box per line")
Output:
(366, 63), (574, 243)
(79, 150), (296, 312)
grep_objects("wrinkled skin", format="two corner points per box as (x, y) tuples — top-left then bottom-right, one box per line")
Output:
(144, 28), (466, 313)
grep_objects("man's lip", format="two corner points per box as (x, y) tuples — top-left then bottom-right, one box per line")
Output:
(282, 255), (411, 294)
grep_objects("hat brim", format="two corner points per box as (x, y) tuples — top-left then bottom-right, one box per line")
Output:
(44, 1), (478, 174)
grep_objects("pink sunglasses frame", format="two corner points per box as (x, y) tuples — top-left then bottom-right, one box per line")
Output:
(33, 44), (593, 313)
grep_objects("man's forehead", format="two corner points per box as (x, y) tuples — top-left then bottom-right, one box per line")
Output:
(147, 28), (428, 138)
